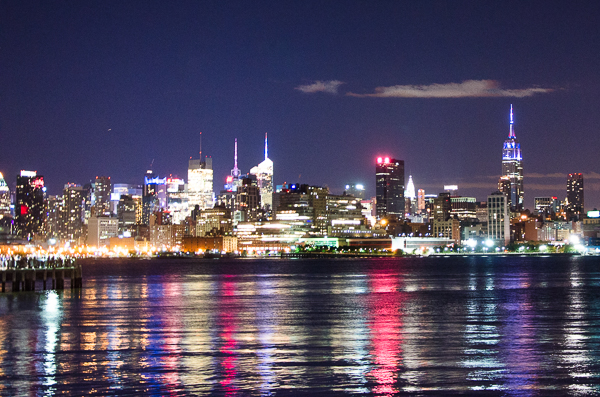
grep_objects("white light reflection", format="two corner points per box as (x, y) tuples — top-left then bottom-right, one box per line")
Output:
(41, 291), (62, 395)
(461, 273), (504, 390)
(560, 266), (598, 394)
(330, 275), (370, 393)
(256, 278), (277, 393)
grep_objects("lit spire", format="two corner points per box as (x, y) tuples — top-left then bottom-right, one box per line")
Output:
(199, 131), (203, 159)
(405, 175), (416, 200)
(264, 132), (268, 160)
(509, 104), (515, 138)
(232, 138), (240, 178)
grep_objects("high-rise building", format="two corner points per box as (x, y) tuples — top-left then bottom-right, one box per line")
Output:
(566, 173), (584, 221)
(431, 193), (452, 222)
(46, 195), (64, 241)
(250, 133), (274, 211)
(117, 194), (137, 234)
(0, 172), (10, 218)
(501, 105), (524, 211)
(225, 138), (243, 192)
(375, 156), (405, 219)
(488, 191), (510, 246)
(188, 132), (214, 211)
(404, 175), (416, 215)
(535, 196), (559, 218)
(94, 176), (112, 216)
(87, 216), (118, 247)
(15, 170), (46, 240)
(142, 170), (166, 225)
(417, 189), (425, 212)
(166, 177), (188, 225)
(450, 196), (478, 220)
(235, 176), (262, 222)
(63, 183), (87, 242)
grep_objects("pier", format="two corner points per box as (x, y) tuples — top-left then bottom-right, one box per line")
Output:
(0, 257), (82, 293)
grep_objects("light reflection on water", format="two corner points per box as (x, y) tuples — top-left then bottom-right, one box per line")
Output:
(0, 256), (599, 395)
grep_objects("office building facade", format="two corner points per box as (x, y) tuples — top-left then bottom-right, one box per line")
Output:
(566, 173), (584, 221)
(15, 170), (46, 240)
(375, 157), (405, 219)
(488, 191), (510, 246)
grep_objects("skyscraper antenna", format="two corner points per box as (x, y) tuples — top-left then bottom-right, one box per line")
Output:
(199, 132), (202, 159)
(509, 105), (515, 138)
(264, 132), (268, 160)
(232, 138), (240, 178)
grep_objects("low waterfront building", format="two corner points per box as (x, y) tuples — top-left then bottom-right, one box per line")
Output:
(391, 236), (454, 252)
(182, 236), (238, 253)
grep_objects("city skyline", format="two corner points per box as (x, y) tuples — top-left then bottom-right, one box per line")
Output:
(1, 1), (599, 208)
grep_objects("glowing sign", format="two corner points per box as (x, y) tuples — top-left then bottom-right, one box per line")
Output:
(20, 170), (36, 177)
(588, 210), (600, 218)
(444, 185), (458, 191)
(356, 184), (364, 190)
(226, 176), (233, 183)
(144, 177), (166, 185)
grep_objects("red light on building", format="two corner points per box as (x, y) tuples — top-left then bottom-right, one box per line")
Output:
(384, 157), (390, 164)
(377, 157), (383, 164)
(226, 176), (233, 183)
(20, 205), (28, 216)
(32, 178), (44, 189)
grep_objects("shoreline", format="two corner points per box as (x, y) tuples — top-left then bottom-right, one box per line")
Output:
(76, 251), (586, 261)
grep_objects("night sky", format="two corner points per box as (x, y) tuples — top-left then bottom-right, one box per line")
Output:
(2, 1), (600, 209)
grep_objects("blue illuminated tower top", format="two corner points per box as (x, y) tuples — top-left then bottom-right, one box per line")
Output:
(501, 104), (524, 211)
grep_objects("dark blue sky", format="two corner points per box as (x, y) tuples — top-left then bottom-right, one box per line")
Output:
(2, 1), (600, 209)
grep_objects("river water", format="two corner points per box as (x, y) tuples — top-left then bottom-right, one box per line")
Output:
(1, 256), (599, 396)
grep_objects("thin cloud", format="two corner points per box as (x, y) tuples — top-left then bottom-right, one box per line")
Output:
(526, 173), (566, 178)
(526, 183), (567, 191)
(419, 182), (494, 190)
(347, 79), (554, 98)
(295, 80), (345, 94)
(527, 172), (600, 179)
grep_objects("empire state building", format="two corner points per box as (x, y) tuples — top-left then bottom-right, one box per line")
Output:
(500, 104), (524, 211)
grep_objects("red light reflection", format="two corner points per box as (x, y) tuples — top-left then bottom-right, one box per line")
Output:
(368, 271), (403, 396)
(219, 277), (239, 395)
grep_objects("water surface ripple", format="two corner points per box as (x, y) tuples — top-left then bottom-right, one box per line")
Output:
(1, 256), (600, 396)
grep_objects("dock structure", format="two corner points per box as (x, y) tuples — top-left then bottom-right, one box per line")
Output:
(0, 257), (82, 293)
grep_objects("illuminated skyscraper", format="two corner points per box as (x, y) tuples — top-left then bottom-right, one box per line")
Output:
(15, 170), (46, 240)
(250, 133), (274, 211)
(0, 172), (10, 218)
(375, 156), (405, 219)
(225, 138), (243, 192)
(63, 183), (87, 242)
(93, 176), (112, 216)
(501, 105), (524, 211)
(188, 132), (214, 211)
(405, 175), (416, 215)
(566, 173), (584, 221)
(142, 170), (166, 225)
